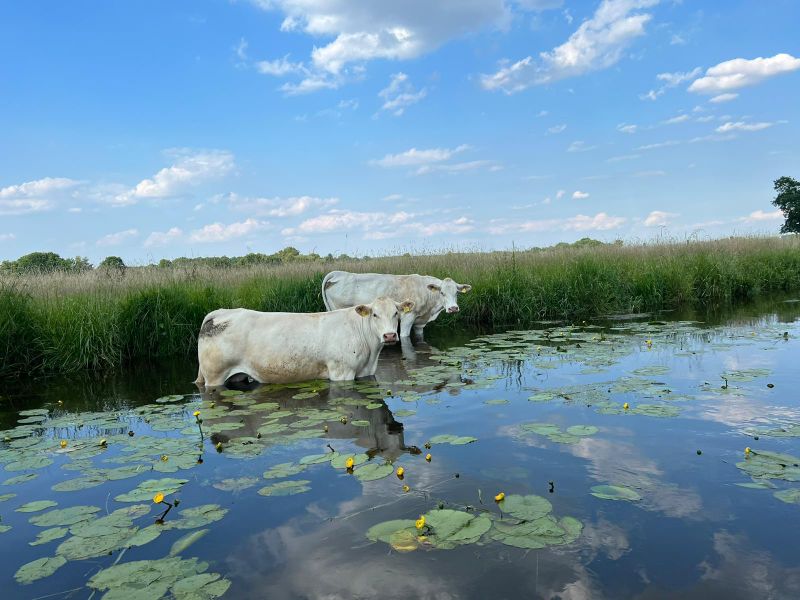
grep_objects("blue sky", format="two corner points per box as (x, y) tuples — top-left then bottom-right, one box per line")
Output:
(1, 0), (799, 264)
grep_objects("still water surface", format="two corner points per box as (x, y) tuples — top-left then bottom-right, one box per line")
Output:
(2, 299), (800, 599)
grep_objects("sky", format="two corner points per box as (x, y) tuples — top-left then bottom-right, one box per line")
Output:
(1, 0), (799, 264)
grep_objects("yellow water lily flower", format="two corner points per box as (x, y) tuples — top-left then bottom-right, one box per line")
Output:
(645, 339), (652, 345)
(415, 516), (425, 530)
(494, 492), (505, 502)
(396, 467), (405, 477)
(745, 447), (752, 455)
(345, 457), (354, 469)
(59, 440), (67, 448)
(402, 484), (410, 493)
(193, 411), (201, 417)
(425, 453), (432, 462)
(99, 439), (107, 446)
(215, 441), (223, 451)
(153, 492), (165, 504)
(623, 402), (630, 410)
(161, 455), (169, 462)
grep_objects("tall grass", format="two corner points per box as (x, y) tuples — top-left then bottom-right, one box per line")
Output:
(2, 236), (800, 378)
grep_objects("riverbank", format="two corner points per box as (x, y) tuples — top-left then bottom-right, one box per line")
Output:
(2, 236), (799, 378)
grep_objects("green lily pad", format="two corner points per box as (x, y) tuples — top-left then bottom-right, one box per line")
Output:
(263, 462), (308, 479)
(115, 478), (188, 502)
(30, 505), (101, 527)
(366, 519), (417, 544)
(630, 404), (681, 418)
(774, 489), (800, 504)
(484, 399), (509, 405)
(15, 500), (58, 513)
(423, 509), (492, 549)
(212, 477), (260, 492)
(2, 473), (38, 486)
(498, 494), (553, 521)
(429, 434), (478, 446)
(257, 480), (312, 497)
(14, 555), (66, 584)
(168, 504), (228, 529)
(169, 529), (209, 556)
(590, 485), (641, 501)
(300, 452), (338, 465)
(155, 394), (185, 403)
(566, 425), (599, 437)
(353, 463), (394, 482)
(351, 420), (371, 427)
(331, 453), (369, 469)
(29, 526), (69, 546)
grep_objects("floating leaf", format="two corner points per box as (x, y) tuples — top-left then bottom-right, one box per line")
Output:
(366, 519), (416, 544)
(257, 480), (312, 497)
(590, 485), (641, 501)
(263, 462), (308, 479)
(353, 463), (394, 482)
(15, 500), (58, 513)
(331, 453), (369, 469)
(484, 399), (509, 405)
(14, 556), (66, 584)
(30, 505), (100, 527)
(774, 489), (800, 504)
(300, 452), (338, 465)
(566, 425), (599, 437)
(155, 394), (184, 403)
(213, 477), (260, 492)
(498, 495), (553, 521)
(423, 509), (492, 549)
(29, 527), (69, 546)
(168, 504), (228, 529)
(115, 478), (188, 502)
(169, 529), (209, 556)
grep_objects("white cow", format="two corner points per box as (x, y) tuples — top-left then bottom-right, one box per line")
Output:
(195, 296), (414, 387)
(321, 271), (471, 338)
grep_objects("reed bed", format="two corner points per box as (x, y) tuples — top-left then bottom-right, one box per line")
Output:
(2, 236), (799, 378)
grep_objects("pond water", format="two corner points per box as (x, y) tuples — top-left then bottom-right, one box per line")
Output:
(2, 298), (800, 599)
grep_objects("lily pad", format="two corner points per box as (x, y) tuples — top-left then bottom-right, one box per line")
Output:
(263, 462), (308, 479)
(30, 505), (101, 527)
(331, 453), (369, 469)
(213, 477), (260, 492)
(115, 478), (188, 502)
(15, 500), (58, 513)
(14, 556), (66, 584)
(774, 489), (800, 504)
(168, 504), (228, 529)
(169, 528), (209, 556)
(498, 494), (553, 521)
(366, 519), (416, 544)
(29, 526), (69, 546)
(590, 484), (641, 501)
(353, 463), (394, 482)
(423, 509), (492, 549)
(258, 480), (312, 497)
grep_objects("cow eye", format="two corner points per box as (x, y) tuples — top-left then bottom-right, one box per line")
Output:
(373, 313), (378, 318)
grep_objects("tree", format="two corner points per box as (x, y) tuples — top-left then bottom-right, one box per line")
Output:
(9, 252), (73, 274)
(772, 176), (800, 234)
(99, 256), (126, 273)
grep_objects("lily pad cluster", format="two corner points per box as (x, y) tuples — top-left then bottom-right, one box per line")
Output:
(520, 422), (598, 444)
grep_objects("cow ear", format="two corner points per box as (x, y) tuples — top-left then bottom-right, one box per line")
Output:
(427, 283), (441, 293)
(354, 305), (372, 318)
(397, 300), (415, 314)
(457, 284), (472, 294)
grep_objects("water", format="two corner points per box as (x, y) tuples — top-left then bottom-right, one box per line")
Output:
(2, 298), (800, 599)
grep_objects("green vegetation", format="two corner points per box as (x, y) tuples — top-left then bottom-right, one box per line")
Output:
(773, 176), (800, 234)
(2, 235), (800, 378)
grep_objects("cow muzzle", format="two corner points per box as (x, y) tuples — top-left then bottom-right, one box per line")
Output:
(447, 306), (460, 313)
(383, 332), (398, 343)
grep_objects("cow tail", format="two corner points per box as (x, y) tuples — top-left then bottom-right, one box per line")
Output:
(321, 272), (335, 311)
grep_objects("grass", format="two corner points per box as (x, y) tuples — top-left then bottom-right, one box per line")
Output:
(2, 236), (800, 378)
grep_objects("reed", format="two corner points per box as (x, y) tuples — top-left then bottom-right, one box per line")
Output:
(2, 236), (799, 378)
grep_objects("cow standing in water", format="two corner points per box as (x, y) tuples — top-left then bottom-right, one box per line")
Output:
(195, 297), (414, 387)
(321, 271), (471, 338)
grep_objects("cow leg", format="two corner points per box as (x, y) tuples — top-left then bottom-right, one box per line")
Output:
(413, 324), (425, 339)
(399, 313), (415, 338)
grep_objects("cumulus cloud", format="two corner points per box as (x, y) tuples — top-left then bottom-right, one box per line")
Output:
(0, 177), (80, 215)
(637, 139), (679, 150)
(144, 227), (183, 247)
(112, 150), (234, 206)
(370, 144), (470, 168)
(607, 153), (640, 162)
(572, 190), (590, 199)
(255, 55), (306, 76)
(96, 229), (139, 247)
(547, 124), (567, 134)
(0, 233), (16, 242)
(740, 209), (782, 223)
(617, 123), (637, 133)
(662, 114), (690, 125)
(716, 121), (775, 133)
(282, 209), (414, 236)
(223, 193), (339, 217)
(377, 72), (427, 116)
(644, 210), (677, 226)
(489, 211), (626, 234)
(250, 0), (512, 92)
(190, 219), (268, 243)
(567, 140), (596, 152)
(688, 53), (800, 94)
(415, 160), (497, 175)
(639, 66), (701, 100)
(481, 0), (659, 94)
(709, 92), (738, 103)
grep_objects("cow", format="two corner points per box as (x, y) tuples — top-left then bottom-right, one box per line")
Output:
(321, 271), (471, 338)
(195, 296), (415, 387)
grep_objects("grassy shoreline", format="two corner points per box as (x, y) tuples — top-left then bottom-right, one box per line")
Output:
(2, 236), (800, 379)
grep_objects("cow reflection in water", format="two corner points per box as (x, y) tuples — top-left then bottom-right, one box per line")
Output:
(197, 337), (458, 461)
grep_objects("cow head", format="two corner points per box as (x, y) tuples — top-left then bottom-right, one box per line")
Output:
(355, 297), (415, 344)
(427, 277), (472, 314)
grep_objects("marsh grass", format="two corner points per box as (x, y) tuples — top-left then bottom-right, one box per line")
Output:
(2, 236), (800, 378)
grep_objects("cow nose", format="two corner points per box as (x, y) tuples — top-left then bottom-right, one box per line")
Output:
(383, 332), (398, 343)
(447, 306), (460, 313)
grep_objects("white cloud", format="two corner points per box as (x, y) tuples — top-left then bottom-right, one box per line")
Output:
(637, 140), (679, 150)
(283, 209), (414, 235)
(280, 75), (340, 95)
(415, 160), (496, 175)
(255, 55), (305, 76)
(377, 72), (427, 116)
(644, 210), (677, 226)
(617, 123), (637, 133)
(740, 209), (782, 223)
(97, 229), (139, 247)
(0, 233), (15, 242)
(607, 153), (640, 162)
(251, 0), (511, 90)
(190, 219), (269, 243)
(547, 124), (567, 134)
(370, 144), (469, 168)
(365, 216), (475, 239)
(661, 114), (689, 125)
(565, 212), (626, 231)
(489, 211), (626, 234)
(225, 193), (339, 217)
(112, 150), (234, 206)
(632, 170), (665, 177)
(0, 177), (80, 215)
(536, 109), (549, 117)
(639, 66), (701, 100)
(144, 227), (183, 247)
(716, 121), (775, 133)
(572, 190), (590, 199)
(556, 189), (566, 199)
(567, 140), (596, 152)
(688, 53), (800, 94)
(482, 0), (660, 94)
(709, 92), (738, 103)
